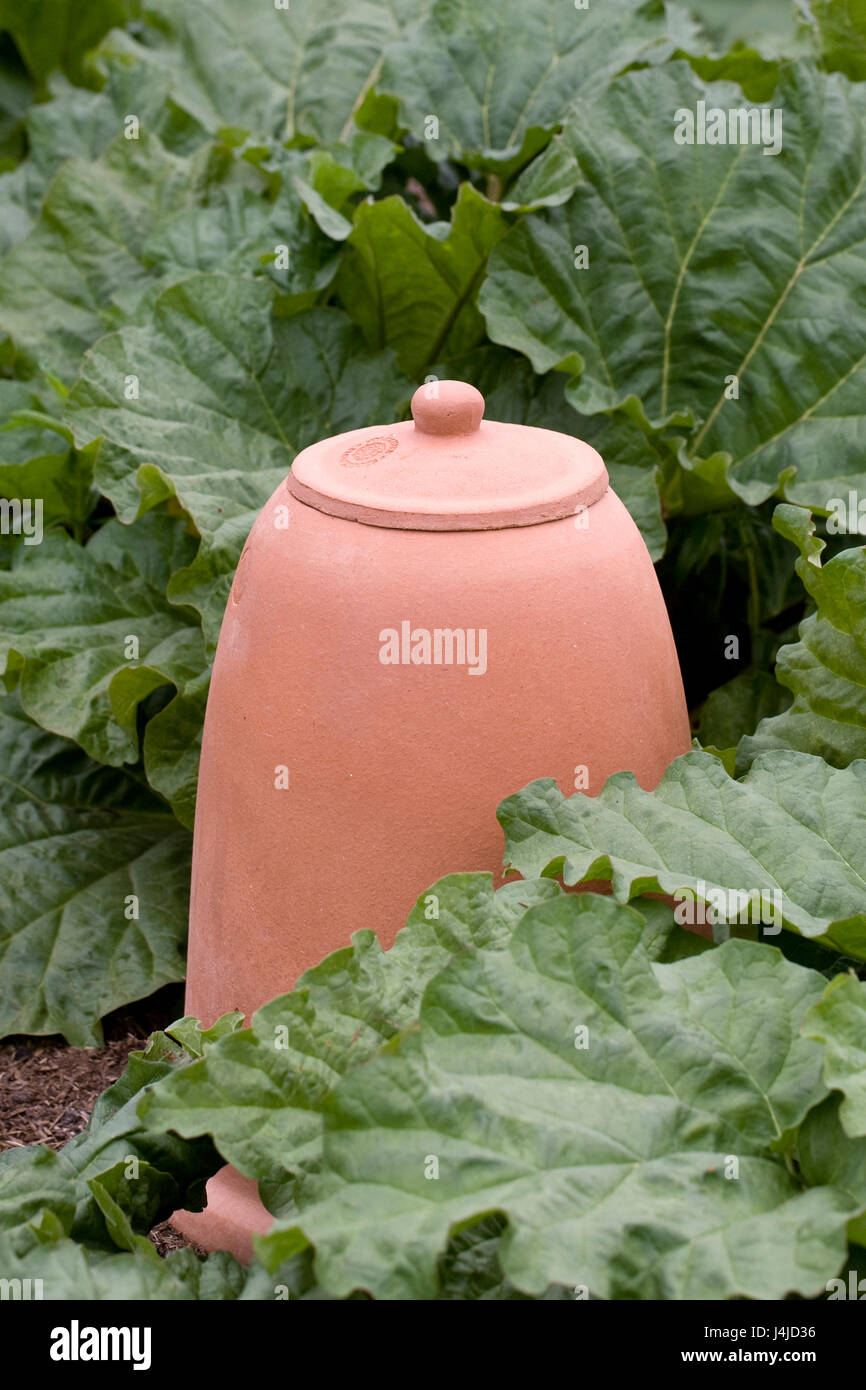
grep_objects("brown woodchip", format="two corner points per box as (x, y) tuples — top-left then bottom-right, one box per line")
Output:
(0, 986), (206, 1257)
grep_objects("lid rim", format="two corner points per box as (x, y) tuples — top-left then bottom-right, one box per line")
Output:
(287, 470), (610, 531)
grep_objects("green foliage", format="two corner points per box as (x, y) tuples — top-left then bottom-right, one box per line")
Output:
(8, 878), (866, 1300)
(499, 750), (866, 957)
(738, 505), (866, 769)
(2, 0), (866, 1301)
(0, 0), (137, 88)
(807, 0), (866, 80)
(256, 896), (853, 1300)
(483, 62), (866, 518)
(137, 875), (564, 1205)
(0, 692), (191, 1043)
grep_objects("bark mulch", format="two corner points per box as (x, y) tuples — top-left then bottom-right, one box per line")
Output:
(0, 984), (207, 1257)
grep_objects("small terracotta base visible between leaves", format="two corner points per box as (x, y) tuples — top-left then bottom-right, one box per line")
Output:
(171, 1167), (273, 1265)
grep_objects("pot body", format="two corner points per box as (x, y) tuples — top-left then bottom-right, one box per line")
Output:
(185, 481), (690, 1026)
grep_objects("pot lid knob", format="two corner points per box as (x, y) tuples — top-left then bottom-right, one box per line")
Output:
(411, 380), (484, 436)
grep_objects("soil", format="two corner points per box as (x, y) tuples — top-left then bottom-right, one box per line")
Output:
(0, 983), (207, 1257)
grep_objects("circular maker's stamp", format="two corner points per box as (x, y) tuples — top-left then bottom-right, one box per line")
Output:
(340, 435), (399, 467)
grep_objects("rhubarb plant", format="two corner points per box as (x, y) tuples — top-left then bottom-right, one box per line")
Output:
(0, 0), (865, 1301)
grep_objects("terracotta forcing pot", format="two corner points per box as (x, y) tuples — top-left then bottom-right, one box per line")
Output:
(172, 380), (690, 1258)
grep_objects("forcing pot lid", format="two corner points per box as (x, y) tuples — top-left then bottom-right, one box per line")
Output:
(287, 380), (608, 531)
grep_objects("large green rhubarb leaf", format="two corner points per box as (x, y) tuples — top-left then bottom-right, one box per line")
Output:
(141, 668), (209, 831)
(0, 1147), (74, 1234)
(63, 1030), (224, 1246)
(0, 40), (32, 170)
(688, 0), (812, 59)
(0, 129), (353, 382)
(67, 277), (414, 648)
(0, 513), (205, 773)
(0, 60), (240, 255)
(739, 506), (866, 770)
(1, 1009), (575, 1299)
(140, 875), (564, 1209)
(0, 0), (135, 85)
(337, 185), (507, 378)
(258, 893), (851, 1300)
(498, 750), (866, 958)
(808, 0), (866, 80)
(123, 0), (425, 145)
(481, 62), (866, 512)
(0, 132), (209, 382)
(0, 381), (98, 533)
(694, 670), (792, 754)
(0, 1235), (245, 1299)
(803, 972), (866, 1137)
(0, 695), (191, 1043)
(796, 1093), (866, 1247)
(374, 0), (697, 177)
